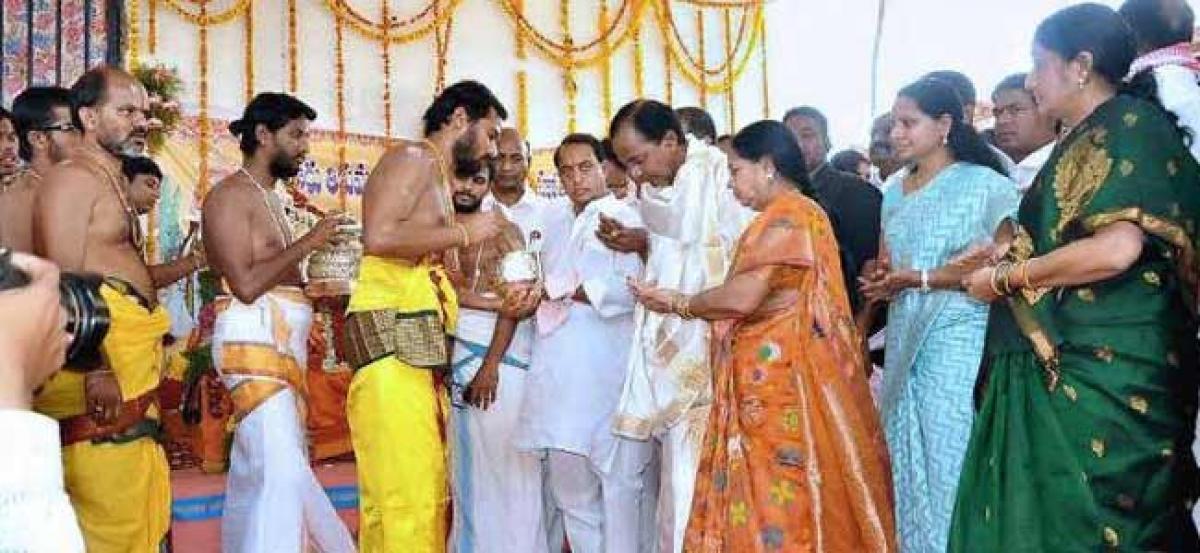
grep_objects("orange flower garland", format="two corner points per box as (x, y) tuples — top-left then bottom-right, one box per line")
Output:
(723, 7), (735, 131)
(696, 8), (707, 109)
(244, 3), (254, 103)
(288, 0), (298, 93)
(599, 0), (613, 123)
(381, 0), (394, 137)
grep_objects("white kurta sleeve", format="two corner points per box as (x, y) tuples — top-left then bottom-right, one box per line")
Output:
(581, 200), (645, 319)
(0, 410), (85, 553)
(1153, 65), (1200, 162)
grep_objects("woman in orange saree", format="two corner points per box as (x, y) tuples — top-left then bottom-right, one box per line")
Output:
(631, 121), (896, 552)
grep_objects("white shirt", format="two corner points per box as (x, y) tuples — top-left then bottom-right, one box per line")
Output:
(1153, 64), (1200, 162)
(483, 188), (551, 249)
(517, 195), (645, 466)
(0, 410), (85, 553)
(1011, 141), (1056, 194)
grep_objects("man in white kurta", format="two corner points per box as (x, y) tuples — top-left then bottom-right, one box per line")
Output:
(518, 135), (652, 553)
(447, 162), (547, 553)
(606, 101), (753, 553)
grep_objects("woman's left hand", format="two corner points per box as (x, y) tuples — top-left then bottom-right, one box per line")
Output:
(963, 266), (1000, 303)
(627, 278), (675, 314)
(859, 270), (916, 302)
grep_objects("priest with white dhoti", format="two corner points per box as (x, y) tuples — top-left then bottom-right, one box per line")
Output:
(517, 134), (653, 553)
(603, 101), (753, 553)
(202, 92), (355, 553)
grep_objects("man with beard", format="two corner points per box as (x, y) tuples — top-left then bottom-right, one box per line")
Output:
(30, 66), (169, 552)
(201, 93), (353, 553)
(120, 155), (209, 289)
(447, 158), (546, 553)
(346, 80), (507, 553)
(1, 87), (79, 252)
(603, 100), (752, 553)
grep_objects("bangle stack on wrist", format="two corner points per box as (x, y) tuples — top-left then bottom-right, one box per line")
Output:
(671, 292), (695, 319)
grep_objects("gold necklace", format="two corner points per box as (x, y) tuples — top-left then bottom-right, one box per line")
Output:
(239, 167), (293, 246)
(421, 138), (455, 224)
(78, 149), (145, 255)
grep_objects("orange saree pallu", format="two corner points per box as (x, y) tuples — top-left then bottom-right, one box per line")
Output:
(684, 191), (896, 552)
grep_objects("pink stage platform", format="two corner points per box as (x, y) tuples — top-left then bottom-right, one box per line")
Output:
(168, 461), (359, 552)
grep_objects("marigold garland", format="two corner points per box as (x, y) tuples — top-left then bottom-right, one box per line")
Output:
(197, 1), (211, 198)
(287, 0), (298, 92)
(514, 0), (528, 137)
(599, 1), (613, 123)
(128, 0), (141, 66)
(494, 0), (646, 69)
(160, 0), (250, 26)
(664, 37), (674, 105)
(323, 0), (461, 44)
(561, 0), (577, 133)
(653, 1), (762, 94)
(244, 4), (254, 103)
(677, 0), (762, 7)
(149, 0), (157, 54)
(381, 0), (394, 137)
(433, 1), (455, 93)
(335, 13), (348, 208)
(632, 16), (644, 97)
(665, 3), (750, 78)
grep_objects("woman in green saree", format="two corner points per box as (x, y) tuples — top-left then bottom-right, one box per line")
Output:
(950, 4), (1200, 551)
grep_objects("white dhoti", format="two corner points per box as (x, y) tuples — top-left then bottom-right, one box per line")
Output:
(613, 137), (753, 553)
(212, 288), (355, 553)
(450, 308), (547, 553)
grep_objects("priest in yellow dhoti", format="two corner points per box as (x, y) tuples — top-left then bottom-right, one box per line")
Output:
(34, 282), (172, 552)
(345, 80), (510, 553)
(31, 67), (177, 553)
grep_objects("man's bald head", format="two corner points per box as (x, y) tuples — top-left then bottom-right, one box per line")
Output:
(494, 127), (530, 194)
(70, 65), (149, 157)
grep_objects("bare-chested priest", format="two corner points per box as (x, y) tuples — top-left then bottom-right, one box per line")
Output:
(0, 87), (78, 252)
(345, 80), (509, 553)
(30, 66), (171, 552)
(202, 92), (355, 553)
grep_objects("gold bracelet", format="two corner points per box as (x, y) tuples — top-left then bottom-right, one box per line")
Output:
(989, 262), (1009, 297)
(679, 294), (694, 319)
(1021, 258), (1037, 289)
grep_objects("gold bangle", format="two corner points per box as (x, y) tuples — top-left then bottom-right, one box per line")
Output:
(680, 294), (694, 319)
(1021, 258), (1037, 289)
(990, 262), (1010, 297)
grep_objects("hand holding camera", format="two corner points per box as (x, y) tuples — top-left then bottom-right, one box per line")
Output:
(0, 250), (70, 410)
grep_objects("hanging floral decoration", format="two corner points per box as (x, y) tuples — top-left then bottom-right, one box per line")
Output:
(132, 62), (184, 154)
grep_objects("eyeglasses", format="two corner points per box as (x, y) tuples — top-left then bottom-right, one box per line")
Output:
(37, 123), (77, 133)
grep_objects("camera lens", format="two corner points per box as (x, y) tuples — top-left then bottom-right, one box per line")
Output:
(59, 273), (110, 370)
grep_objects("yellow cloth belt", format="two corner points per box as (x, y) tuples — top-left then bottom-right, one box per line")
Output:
(348, 255), (456, 552)
(33, 282), (172, 552)
(214, 287), (311, 428)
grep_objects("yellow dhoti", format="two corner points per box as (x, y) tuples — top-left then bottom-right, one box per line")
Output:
(34, 283), (172, 553)
(347, 256), (458, 553)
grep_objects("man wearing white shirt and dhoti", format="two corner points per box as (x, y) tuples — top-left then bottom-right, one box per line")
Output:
(518, 133), (652, 553)
(485, 128), (550, 241)
(602, 100), (753, 553)
(202, 93), (354, 553)
(447, 156), (547, 553)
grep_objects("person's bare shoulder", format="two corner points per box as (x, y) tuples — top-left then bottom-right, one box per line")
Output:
(202, 172), (255, 214)
(372, 140), (438, 184)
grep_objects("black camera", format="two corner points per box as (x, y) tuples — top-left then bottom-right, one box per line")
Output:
(0, 248), (111, 370)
